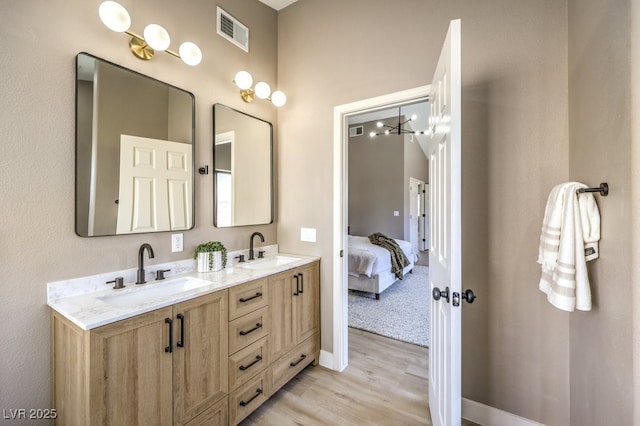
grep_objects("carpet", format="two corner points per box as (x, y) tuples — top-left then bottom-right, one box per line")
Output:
(348, 265), (430, 347)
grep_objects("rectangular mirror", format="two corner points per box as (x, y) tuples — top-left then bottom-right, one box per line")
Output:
(75, 53), (195, 237)
(213, 104), (273, 227)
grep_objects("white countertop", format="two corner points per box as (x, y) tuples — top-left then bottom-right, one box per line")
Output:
(47, 253), (319, 330)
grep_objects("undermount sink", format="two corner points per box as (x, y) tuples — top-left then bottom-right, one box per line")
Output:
(239, 255), (299, 270)
(98, 276), (211, 308)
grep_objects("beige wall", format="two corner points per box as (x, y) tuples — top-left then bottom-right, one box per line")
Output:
(0, 0), (277, 413)
(277, 0), (570, 424)
(568, 0), (633, 424)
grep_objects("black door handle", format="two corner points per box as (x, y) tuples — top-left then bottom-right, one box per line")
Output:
(462, 289), (476, 303)
(239, 355), (263, 371)
(293, 274), (300, 296)
(239, 388), (263, 407)
(432, 286), (450, 303)
(298, 273), (304, 294)
(239, 292), (262, 303)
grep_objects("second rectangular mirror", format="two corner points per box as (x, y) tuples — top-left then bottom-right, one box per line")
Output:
(213, 104), (273, 227)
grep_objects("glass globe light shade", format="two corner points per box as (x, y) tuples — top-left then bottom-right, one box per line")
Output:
(254, 82), (271, 99)
(179, 42), (202, 66)
(410, 114), (418, 121)
(271, 90), (287, 107)
(144, 24), (171, 51)
(99, 1), (131, 33)
(234, 71), (253, 90)
(369, 132), (376, 137)
(376, 122), (383, 128)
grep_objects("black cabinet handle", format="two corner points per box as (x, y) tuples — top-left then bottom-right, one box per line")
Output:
(298, 273), (304, 294)
(239, 355), (263, 371)
(164, 318), (173, 353)
(239, 292), (262, 303)
(239, 323), (263, 336)
(289, 353), (307, 367)
(239, 388), (263, 407)
(177, 313), (185, 348)
(293, 274), (299, 296)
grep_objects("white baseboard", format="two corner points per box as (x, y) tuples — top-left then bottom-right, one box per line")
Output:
(462, 398), (544, 426)
(319, 349), (334, 369)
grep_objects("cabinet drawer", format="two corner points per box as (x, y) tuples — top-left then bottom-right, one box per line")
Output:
(229, 306), (269, 355)
(228, 278), (268, 320)
(183, 396), (228, 426)
(270, 335), (317, 394)
(228, 371), (269, 426)
(229, 336), (269, 391)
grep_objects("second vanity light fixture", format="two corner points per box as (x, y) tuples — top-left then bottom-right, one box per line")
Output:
(234, 71), (287, 107)
(98, 1), (202, 66)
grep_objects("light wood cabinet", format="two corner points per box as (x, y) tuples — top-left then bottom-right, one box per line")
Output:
(52, 259), (319, 426)
(269, 262), (320, 360)
(52, 291), (228, 426)
(173, 291), (228, 425)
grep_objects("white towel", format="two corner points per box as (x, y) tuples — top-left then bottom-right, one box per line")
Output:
(537, 182), (600, 312)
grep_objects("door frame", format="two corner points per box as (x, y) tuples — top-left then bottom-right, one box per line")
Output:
(331, 85), (430, 371)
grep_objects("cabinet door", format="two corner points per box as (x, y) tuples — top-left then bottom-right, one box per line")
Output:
(294, 262), (320, 343)
(90, 307), (173, 426)
(269, 270), (295, 360)
(173, 291), (229, 425)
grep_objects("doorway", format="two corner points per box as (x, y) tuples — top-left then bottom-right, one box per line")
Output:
(331, 86), (430, 371)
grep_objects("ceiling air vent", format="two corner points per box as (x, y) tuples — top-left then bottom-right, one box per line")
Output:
(217, 7), (249, 52)
(349, 126), (364, 137)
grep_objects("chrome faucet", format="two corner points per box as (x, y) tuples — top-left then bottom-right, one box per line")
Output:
(248, 232), (265, 260)
(136, 243), (155, 284)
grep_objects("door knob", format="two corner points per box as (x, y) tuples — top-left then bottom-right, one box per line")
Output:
(432, 286), (450, 303)
(462, 289), (476, 303)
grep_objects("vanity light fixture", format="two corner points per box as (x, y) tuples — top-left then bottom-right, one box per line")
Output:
(233, 70), (287, 107)
(369, 106), (428, 137)
(98, 1), (202, 66)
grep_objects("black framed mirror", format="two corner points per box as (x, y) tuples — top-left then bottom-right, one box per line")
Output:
(213, 104), (273, 227)
(75, 53), (195, 237)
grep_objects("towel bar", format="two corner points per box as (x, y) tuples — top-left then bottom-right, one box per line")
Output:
(577, 182), (609, 196)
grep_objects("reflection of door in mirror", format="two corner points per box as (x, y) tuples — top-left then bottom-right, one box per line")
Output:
(117, 135), (192, 234)
(215, 131), (234, 226)
(75, 53), (195, 237)
(213, 104), (273, 227)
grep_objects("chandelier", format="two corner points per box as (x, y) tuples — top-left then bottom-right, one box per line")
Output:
(369, 106), (428, 137)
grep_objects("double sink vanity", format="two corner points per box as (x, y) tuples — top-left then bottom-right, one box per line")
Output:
(61, 50), (305, 424)
(49, 251), (320, 425)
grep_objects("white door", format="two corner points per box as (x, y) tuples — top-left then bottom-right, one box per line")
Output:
(409, 177), (423, 255)
(428, 19), (462, 426)
(117, 135), (192, 234)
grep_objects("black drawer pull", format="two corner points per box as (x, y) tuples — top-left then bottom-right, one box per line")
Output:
(239, 292), (262, 303)
(298, 273), (304, 294)
(293, 274), (299, 296)
(239, 323), (263, 336)
(289, 353), (307, 367)
(164, 318), (173, 353)
(177, 313), (185, 348)
(239, 388), (263, 407)
(239, 355), (263, 371)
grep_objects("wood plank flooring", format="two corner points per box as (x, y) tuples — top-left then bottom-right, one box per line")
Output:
(241, 327), (431, 425)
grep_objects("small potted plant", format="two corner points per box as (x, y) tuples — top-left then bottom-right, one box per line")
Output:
(194, 241), (227, 272)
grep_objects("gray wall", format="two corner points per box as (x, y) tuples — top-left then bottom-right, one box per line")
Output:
(348, 119), (405, 239)
(0, 0), (277, 414)
(568, 0), (633, 424)
(277, 0), (570, 424)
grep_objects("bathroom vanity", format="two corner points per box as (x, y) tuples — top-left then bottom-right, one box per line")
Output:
(49, 254), (320, 426)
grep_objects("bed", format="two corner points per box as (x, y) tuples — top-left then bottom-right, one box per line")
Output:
(348, 235), (417, 299)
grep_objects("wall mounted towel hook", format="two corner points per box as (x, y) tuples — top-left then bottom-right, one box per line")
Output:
(577, 182), (609, 196)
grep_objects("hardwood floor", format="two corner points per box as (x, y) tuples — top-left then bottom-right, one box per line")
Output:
(241, 327), (431, 425)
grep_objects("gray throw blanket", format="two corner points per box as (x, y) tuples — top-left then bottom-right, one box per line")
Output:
(368, 232), (410, 279)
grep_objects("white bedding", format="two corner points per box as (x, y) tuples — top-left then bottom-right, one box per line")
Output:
(348, 235), (416, 277)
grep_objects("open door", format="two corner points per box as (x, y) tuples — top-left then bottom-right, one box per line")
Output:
(428, 19), (463, 426)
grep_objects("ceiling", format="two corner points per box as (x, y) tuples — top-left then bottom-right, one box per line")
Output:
(258, 0), (299, 11)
